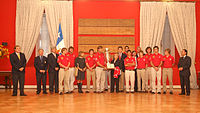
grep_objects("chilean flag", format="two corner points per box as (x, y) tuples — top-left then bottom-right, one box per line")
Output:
(56, 23), (65, 54)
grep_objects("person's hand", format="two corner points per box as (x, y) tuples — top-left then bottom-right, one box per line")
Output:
(89, 68), (93, 72)
(64, 67), (69, 71)
(179, 67), (183, 71)
(19, 67), (24, 71)
(83, 68), (86, 72)
(55, 67), (59, 71)
(154, 67), (158, 71)
(104, 67), (107, 70)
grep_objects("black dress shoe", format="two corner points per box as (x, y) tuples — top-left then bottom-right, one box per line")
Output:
(157, 92), (161, 94)
(59, 92), (63, 95)
(100, 91), (104, 93)
(12, 94), (17, 96)
(170, 92), (173, 95)
(131, 91), (134, 93)
(151, 92), (155, 94)
(85, 91), (89, 93)
(126, 91), (129, 93)
(186, 93), (190, 96)
(104, 89), (108, 91)
(93, 91), (97, 93)
(179, 93), (185, 95)
(43, 92), (48, 94)
(163, 92), (166, 94)
(20, 94), (27, 96)
(64, 92), (69, 94)
(36, 91), (41, 94)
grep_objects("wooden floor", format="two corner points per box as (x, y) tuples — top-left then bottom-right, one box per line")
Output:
(0, 89), (200, 113)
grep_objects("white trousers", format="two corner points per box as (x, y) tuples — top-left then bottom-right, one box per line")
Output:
(105, 70), (111, 89)
(96, 67), (106, 92)
(151, 67), (161, 93)
(125, 70), (135, 92)
(69, 67), (75, 91)
(145, 67), (152, 91)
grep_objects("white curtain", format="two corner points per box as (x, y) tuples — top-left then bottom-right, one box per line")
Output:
(161, 14), (175, 57)
(140, 2), (167, 51)
(140, 2), (198, 89)
(167, 2), (198, 89)
(36, 14), (50, 57)
(44, 1), (74, 48)
(16, 0), (44, 61)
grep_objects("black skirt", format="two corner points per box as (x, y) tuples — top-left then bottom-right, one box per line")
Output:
(76, 70), (85, 80)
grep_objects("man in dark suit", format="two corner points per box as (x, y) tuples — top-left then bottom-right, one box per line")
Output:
(118, 46), (127, 92)
(178, 49), (191, 96)
(34, 49), (48, 94)
(48, 47), (59, 94)
(10, 45), (27, 96)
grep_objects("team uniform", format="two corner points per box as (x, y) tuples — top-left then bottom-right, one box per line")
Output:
(124, 56), (136, 92)
(85, 55), (96, 92)
(137, 56), (147, 92)
(95, 52), (106, 92)
(162, 55), (175, 93)
(149, 53), (163, 93)
(67, 52), (76, 92)
(57, 54), (70, 93)
(145, 54), (152, 91)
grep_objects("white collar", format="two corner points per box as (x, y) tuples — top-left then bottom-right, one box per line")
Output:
(15, 52), (20, 55)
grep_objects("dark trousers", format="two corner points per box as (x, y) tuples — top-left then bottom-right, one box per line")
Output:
(180, 74), (190, 94)
(134, 69), (138, 91)
(110, 75), (120, 93)
(12, 72), (25, 95)
(49, 72), (58, 93)
(36, 72), (47, 93)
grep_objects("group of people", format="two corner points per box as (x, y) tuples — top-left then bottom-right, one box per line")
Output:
(9, 45), (191, 96)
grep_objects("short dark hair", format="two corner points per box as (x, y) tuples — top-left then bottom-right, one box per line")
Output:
(68, 46), (74, 52)
(89, 49), (94, 53)
(14, 45), (20, 50)
(61, 48), (67, 53)
(132, 50), (136, 54)
(139, 50), (144, 54)
(78, 51), (84, 56)
(153, 46), (159, 50)
(183, 49), (188, 55)
(97, 46), (103, 50)
(125, 46), (129, 49)
(127, 50), (131, 53)
(118, 46), (123, 50)
(145, 47), (152, 53)
(165, 48), (171, 54)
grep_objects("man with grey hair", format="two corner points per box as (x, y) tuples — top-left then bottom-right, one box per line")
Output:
(34, 49), (48, 94)
(48, 46), (59, 94)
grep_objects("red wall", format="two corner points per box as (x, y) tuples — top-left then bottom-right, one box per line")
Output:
(73, 1), (140, 84)
(0, 0), (199, 86)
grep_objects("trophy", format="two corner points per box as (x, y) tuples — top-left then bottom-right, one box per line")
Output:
(105, 48), (115, 69)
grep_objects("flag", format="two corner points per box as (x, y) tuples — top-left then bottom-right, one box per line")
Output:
(56, 23), (65, 54)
